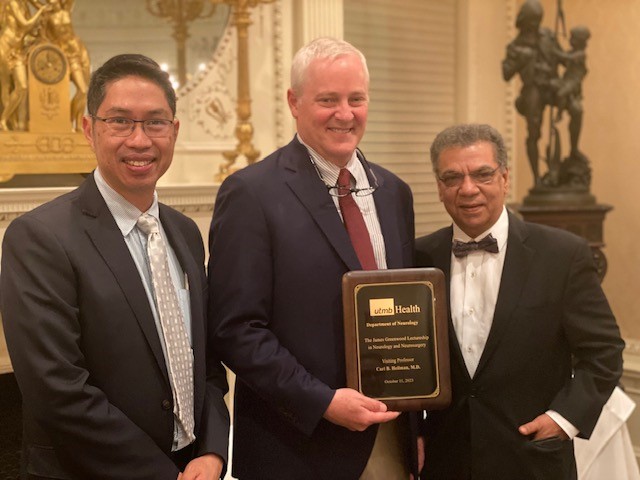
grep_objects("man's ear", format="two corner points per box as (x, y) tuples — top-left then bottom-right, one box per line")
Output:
(437, 181), (445, 202)
(287, 89), (299, 118)
(502, 167), (510, 195)
(82, 116), (95, 151)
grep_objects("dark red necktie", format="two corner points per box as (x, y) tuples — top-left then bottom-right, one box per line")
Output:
(338, 168), (378, 270)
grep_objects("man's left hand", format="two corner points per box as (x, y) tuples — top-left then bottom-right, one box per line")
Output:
(518, 413), (569, 441)
(178, 453), (224, 480)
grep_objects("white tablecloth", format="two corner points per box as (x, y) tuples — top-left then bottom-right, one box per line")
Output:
(575, 386), (640, 480)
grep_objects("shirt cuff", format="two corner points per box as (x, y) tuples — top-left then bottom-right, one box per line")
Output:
(546, 410), (579, 439)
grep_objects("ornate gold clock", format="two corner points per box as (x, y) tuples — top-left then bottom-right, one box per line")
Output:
(30, 45), (67, 85)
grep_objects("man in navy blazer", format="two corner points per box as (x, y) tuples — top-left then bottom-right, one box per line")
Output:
(208, 38), (416, 479)
(1, 54), (229, 479)
(415, 123), (623, 480)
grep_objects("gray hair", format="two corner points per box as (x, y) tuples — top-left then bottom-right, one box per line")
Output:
(290, 37), (369, 95)
(430, 123), (508, 175)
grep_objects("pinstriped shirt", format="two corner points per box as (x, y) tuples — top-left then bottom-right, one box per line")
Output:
(299, 136), (388, 269)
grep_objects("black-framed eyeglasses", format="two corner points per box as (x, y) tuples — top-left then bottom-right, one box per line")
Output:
(310, 150), (379, 198)
(92, 116), (175, 138)
(437, 166), (502, 188)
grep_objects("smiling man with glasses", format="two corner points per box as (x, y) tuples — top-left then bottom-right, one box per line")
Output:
(1, 54), (229, 480)
(415, 123), (623, 480)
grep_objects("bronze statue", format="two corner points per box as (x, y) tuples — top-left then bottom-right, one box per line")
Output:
(554, 26), (590, 154)
(0, 0), (50, 131)
(502, 0), (561, 186)
(503, 0), (593, 198)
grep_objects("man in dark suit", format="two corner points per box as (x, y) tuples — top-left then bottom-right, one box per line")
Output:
(1, 54), (229, 480)
(208, 37), (417, 479)
(415, 123), (624, 480)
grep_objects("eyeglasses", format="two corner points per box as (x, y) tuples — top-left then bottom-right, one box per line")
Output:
(438, 166), (502, 188)
(310, 151), (379, 197)
(92, 116), (175, 138)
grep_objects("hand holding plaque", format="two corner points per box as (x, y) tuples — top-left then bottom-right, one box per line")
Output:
(342, 268), (451, 411)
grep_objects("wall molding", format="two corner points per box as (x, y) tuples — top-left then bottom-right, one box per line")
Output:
(0, 185), (218, 223)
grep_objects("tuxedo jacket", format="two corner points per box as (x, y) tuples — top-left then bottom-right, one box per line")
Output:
(1, 174), (229, 480)
(208, 137), (415, 479)
(415, 211), (623, 480)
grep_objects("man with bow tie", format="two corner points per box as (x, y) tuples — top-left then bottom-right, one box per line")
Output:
(415, 123), (623, 480)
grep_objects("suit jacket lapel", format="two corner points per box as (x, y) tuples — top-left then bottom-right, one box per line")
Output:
(283, 138), (362, 271)
(78, 175), (170, 382)
(475, 212), (534, 377)
(429, 227), (470, 381)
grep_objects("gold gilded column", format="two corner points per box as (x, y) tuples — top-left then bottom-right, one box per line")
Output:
(211, 0), (275, 182)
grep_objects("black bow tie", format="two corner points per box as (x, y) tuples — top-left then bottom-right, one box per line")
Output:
(452, 234), (499, 258)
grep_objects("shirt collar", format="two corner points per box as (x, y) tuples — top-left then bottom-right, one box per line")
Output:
(296, 133), (364, 186)
(452, 206), (509, 251)
(94, 168), (160, 236)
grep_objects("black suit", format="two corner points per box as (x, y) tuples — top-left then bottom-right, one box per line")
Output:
(415, 211), (623, 480)
(208, 137), (415, 479)
(1, 174), (229, 479)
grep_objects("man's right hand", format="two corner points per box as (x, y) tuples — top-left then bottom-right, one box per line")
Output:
(323, 388), (400, 431)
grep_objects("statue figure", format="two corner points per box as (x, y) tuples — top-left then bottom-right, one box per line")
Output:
(0, 0), (50, 131)
(34, 0), (90, 131)
(503, 0), (594, 196)
(554, 25), (590, 156)
(502, 0), (561, 186)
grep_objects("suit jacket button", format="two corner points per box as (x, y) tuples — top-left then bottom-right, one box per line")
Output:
(162, 399), (172, 410)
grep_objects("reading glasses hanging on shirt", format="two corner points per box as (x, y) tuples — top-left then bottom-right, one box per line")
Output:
(309, 153), (379, 198)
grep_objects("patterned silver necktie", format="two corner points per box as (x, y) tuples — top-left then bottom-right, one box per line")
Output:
(137, 214), (195, 446)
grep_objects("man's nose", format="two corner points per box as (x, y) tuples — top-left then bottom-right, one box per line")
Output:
(334, 100), (355, 121)
(458, 174), (480, 194)
(126, 122), (153, 146)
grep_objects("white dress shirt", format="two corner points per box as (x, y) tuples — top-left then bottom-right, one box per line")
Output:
(450, 207), (508, 378)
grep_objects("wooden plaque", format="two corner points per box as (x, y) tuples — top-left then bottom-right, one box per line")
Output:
(343, 268), (451, 411)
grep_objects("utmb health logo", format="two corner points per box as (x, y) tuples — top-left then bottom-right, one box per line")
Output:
(369, 298), (421, 316)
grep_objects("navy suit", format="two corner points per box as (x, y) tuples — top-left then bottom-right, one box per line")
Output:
(208, 138), (415, 479)
(415, 212), (623, 480)
(1, 174), (229, 479)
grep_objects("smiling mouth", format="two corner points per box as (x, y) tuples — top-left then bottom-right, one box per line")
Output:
(328, 127), (352, 134)
(124, 158), (154, 167)
(461, 204), (482, 211)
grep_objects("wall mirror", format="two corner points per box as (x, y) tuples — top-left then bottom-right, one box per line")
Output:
(73, 0), (231, 90)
